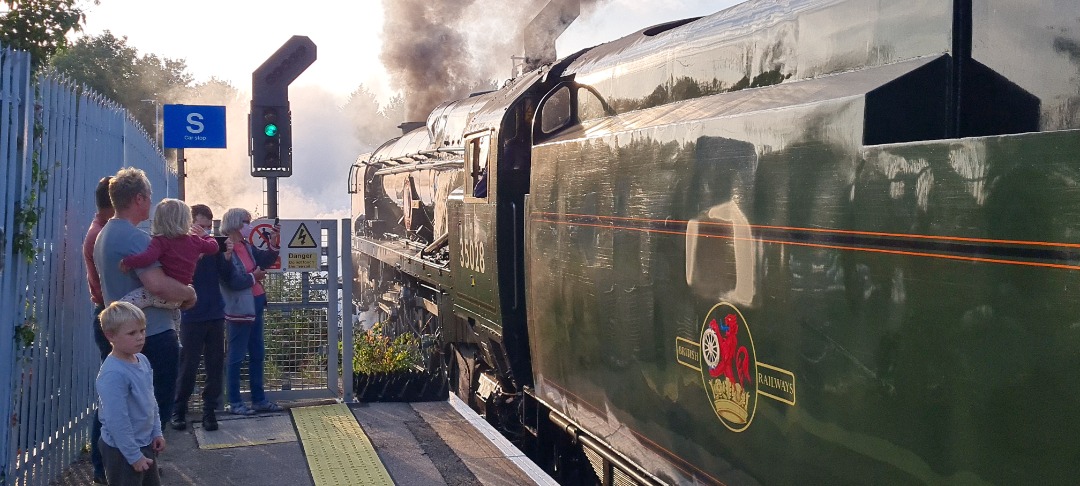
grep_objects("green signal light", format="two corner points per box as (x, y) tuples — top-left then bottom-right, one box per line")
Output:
(264, 123), (279, 137)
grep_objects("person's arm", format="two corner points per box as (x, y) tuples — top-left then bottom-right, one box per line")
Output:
(193, 234), (220, 255)
(147, 355), (162, 438)
(251, 243), (280, 269)
(218, 253), (256, 290)
(137, 267), (196, 307)
(83, 231), (103, 306)
(121, 237), (165, 271)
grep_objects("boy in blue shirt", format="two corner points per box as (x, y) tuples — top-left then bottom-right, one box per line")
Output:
(96, 302), (166, 485)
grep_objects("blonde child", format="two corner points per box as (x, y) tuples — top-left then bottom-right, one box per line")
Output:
(96, 302), (166, 485)
(119, 199), (218, 327)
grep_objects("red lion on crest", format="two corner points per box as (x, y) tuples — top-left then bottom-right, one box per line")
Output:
(708, 314), (752, 386)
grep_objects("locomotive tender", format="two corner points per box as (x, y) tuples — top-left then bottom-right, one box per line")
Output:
(349, 0), (1080, 483)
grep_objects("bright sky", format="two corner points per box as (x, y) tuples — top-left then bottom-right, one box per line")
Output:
(77, 0), (741, 219)
(80, 0), (738, 101)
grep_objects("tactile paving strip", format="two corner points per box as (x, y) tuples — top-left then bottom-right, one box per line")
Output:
(292, 403), (394, 486)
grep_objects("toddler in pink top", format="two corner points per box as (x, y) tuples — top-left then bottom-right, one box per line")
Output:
(119, 199), (218, 328)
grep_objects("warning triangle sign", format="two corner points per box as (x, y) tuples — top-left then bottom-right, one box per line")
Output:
(288, 223), (318, 248)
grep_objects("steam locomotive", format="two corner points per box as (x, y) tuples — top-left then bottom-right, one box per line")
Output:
(348, 0), (1080, 483)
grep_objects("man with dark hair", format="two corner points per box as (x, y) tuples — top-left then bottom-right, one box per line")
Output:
(95, 168), (196, 437)
(170, 204), (254, 431)
(83, 177), (114, 484)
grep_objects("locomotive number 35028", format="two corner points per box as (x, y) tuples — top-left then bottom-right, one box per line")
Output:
(459, 236), (486, 273)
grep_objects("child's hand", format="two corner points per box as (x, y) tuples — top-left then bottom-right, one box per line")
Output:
(119, 260), (129, 273)
(151, 435), (166, 453)
(132, 456), (154, 472)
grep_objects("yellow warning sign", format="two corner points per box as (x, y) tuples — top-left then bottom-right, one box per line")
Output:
(289, 223), (318, 248)
(278, 220), (320, 272)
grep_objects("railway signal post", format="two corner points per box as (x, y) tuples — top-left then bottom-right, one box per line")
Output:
(250, 35), (316, 218)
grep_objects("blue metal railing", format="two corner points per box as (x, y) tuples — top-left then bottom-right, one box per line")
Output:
(0, 44), (176, 485)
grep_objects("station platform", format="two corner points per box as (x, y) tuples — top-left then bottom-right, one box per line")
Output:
(52, 396), (556, 485)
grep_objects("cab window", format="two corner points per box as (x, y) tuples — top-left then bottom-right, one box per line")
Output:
(578, 87), (608, 122)
(467, 134), (490, 199)
(541, 86), (571, 134)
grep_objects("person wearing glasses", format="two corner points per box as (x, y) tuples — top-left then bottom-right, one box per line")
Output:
(219, 208), (283, 415)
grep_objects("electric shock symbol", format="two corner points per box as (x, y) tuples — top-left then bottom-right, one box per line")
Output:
(289, 223), (318, 248)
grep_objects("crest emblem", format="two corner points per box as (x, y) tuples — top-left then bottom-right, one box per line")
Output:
(700, 303), (756, 432)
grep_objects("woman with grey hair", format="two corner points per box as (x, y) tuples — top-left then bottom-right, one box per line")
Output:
(219, 208), (283, 415)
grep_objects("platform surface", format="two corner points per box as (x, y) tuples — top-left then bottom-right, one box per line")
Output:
(51, 396), (556, 486)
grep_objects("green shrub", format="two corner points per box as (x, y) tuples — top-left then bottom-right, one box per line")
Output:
(353, 323), (422, 374)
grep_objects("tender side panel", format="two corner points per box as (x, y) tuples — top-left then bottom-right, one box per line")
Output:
(527, 91), (867, 485)
(526, 48), (1080, 483)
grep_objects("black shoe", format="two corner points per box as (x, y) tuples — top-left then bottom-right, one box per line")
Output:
(169, 413), (187, 431)
(202, 411), (218, 431)
(93, 473), (107, 484)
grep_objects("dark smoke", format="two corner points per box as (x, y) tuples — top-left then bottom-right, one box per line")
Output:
(380, 0), (478, 120)
(380, 0), (601, 121)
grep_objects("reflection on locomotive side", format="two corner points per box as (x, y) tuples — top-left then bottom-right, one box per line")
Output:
(350, 0), (1080, 484)
(685, 201), (756, 306)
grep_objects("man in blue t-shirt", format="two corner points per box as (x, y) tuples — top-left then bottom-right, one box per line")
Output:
(95, 167), (196, 426)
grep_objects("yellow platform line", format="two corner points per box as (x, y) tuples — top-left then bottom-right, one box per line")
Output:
(292, 403), (394, 486)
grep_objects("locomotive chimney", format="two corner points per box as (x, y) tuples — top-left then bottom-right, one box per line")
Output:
(522, 0), (580, 73)
(397, 121), (426, 135)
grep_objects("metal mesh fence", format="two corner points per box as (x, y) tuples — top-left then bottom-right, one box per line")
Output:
(185, 271), (332, 411)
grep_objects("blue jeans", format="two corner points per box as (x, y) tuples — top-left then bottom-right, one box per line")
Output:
(227, 293), (268, 406)
(142, 329), (180, 426)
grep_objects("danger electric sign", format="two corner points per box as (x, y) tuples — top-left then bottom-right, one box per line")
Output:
(279, 220), (321, 271)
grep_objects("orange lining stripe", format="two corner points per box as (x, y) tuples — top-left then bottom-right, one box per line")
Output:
(531, 217), (1080, 271)
(532, 211), (1080, 250)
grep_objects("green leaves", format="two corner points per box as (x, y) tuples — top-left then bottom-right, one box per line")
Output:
(353, 323), (422, 374)
(14, 319), (35, 349)
(50, 31), (193, 138)
(0, 0), (91, 69)
(12, 157), (54, 264)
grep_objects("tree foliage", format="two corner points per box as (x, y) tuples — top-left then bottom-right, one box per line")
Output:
(183, 76), (242, 106)
(50, 31), (193, 140)
(0, 0), (91, 68)
(342, 86), (407, 152)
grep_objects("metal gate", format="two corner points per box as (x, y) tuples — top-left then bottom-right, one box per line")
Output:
(237, 219), (355, 404)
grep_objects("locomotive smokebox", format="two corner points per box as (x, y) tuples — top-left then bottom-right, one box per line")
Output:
(522, 0), (579, 72)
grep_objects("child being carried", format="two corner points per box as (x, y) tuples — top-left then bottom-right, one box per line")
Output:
(119, 198), (219, 328)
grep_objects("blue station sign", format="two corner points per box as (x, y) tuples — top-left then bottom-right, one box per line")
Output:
(163, 104), (226, 149)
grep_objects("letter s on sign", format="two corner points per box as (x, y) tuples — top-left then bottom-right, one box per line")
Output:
(186, 113), (205, 134)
